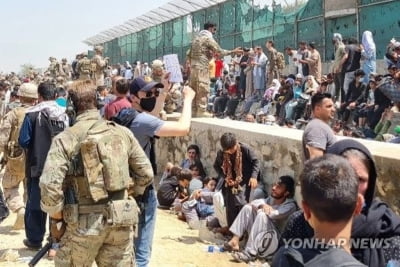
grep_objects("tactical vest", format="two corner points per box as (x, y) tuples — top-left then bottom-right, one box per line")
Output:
(67, 120), (131, 204)
(79, 58), (92, 73)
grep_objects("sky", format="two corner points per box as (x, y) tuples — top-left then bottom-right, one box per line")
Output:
(0, 0), (170, 73)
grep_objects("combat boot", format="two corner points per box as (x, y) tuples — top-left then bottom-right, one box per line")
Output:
(13, 207), (25, 230)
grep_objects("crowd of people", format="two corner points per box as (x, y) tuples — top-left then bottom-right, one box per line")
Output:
(202, 30), (400, 144)
(155, 130), (400, 266)
(0, 20), (399, 267)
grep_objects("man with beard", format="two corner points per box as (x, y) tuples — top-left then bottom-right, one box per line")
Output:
(111, 77), (195, 267)
(188, 22), (241, 117)
(224, 175), (297, 263)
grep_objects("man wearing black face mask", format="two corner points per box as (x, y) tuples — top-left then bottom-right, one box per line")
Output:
(112, 76), (195, 267)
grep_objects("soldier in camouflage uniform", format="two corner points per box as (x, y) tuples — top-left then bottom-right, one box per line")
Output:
(39, 80), (154, 266)
(188, 22), (242, 117)
(60, 58), (72, 80)
(77, 52), (92, 81)
(47, 57), (61, 79)
(0, 83), (38, 230)
(91, 46), (108, 86)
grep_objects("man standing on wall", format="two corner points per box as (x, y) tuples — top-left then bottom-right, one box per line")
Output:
(111, 77), (196, 267)
(188, 22), (242, 117)
(332, 33), (347, 102)
(265, 40), (279, 87)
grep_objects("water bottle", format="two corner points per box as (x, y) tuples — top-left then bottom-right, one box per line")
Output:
(204, 245), (224, 253)
(387, 260), (400, 267)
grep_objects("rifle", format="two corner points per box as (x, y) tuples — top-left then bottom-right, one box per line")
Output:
(28, 238), (53, 267)
(28, 187), (74, 266)
(0, 151), (5, 175)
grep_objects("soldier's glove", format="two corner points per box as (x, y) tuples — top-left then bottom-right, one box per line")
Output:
(50, 218), (66, 242)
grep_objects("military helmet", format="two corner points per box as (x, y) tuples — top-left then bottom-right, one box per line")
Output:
(13, 80), (22, 86)
(18, 83), (38, 99)
(94, 46), (103, 52)
(151, 59), (164, 70)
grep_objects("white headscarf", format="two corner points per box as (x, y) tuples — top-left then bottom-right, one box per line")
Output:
(362, 31), (376, 52)
(333, 33), (343, 42)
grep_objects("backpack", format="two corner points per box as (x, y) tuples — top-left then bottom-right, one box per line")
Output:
(111, 108), (158, 175)
(275, 52), (286, 70)
(80, 120), (132, 202)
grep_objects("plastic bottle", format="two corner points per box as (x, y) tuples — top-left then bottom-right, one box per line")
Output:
(204, 245), (224, 253)
(387, 260), (400, 267)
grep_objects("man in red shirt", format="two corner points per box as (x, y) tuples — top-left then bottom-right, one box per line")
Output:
(215, 54), (224, 78)
(104, 78), (131, 120)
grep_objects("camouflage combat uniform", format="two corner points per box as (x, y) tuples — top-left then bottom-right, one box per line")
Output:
(188, 30), (232, 116)
(77, 56), (92, 81)
(61, 61), (72, 80)
(92, 54), (107, 86)
(39, 110), (154, 267)
(0, 105), (30, 214)
(48, 57), (61, 79)
(92, 46), (108, 86)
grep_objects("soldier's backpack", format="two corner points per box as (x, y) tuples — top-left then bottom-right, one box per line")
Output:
(275, 52), (286, 70)
(79, 120), (132, 202)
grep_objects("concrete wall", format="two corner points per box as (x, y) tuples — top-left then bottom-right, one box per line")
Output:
(156, 118), (400, 213)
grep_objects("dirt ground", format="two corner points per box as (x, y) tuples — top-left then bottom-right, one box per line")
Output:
(0, 208), (249, 267)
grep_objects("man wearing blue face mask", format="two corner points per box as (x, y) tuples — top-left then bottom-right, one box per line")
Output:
(111, 76), (195, 267)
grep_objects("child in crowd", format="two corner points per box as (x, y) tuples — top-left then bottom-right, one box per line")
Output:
(157, 167), (191, 209)
(182, 177), (218, 229)
(188, 162), (204, 195)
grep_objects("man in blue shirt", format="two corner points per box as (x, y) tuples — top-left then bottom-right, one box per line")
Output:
(112, 76), (195, 267)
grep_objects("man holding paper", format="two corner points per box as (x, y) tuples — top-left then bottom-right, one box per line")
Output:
(188, 22), (242, 117)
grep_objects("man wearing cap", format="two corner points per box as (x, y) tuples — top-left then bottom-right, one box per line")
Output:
(225, 176), (297, 263)
(112, 77), (195, 267)
(188, 22), (242, 117)
(0, 83), (38, 230)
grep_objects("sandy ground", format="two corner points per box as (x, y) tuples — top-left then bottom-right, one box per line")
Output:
(0, 208), (249, 267)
